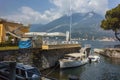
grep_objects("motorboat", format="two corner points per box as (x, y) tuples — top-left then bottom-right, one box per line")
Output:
(16, 63), (41, 80)
(88, 55), (100, 62)
(59, 53), (88, 68)
(59, 45), (91, 69)
(0, 62), (41, 80)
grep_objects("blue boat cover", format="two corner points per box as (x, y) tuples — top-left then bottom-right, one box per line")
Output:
(19, 39), (32, 48)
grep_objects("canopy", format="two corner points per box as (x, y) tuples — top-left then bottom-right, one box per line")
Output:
(65, 53), (86, 58)
(19, 39), (32, 48)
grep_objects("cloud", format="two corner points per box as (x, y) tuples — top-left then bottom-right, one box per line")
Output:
(1, 6), (62, 24)
(50, 0), (108, 15)
(1, 0), (109, 24)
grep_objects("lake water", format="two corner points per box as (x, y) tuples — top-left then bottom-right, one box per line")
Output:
(42, 40), (120, 80)
(80, 40), (120, 48)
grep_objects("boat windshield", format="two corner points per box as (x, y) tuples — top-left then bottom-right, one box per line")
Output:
(27, 68), (40, 77)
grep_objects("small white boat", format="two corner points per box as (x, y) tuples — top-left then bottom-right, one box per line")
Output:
(59, 53), (88, 68)
(59, 45), (91, 68)
(88, 55), (100, 62)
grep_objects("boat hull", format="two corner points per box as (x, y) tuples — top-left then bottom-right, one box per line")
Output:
(59, 59), (88, 68)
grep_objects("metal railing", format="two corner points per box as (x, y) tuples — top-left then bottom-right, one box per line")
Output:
(43, 40), (79, 45)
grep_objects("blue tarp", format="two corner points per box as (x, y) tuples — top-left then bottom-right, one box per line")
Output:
(19, 39), (32, 48)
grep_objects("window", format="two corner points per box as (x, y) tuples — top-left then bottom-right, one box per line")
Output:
(21, 69), (26, 77)
(16, 68), (19, 75)
(16, 68), (26, 77)
(27, 68), (40, 77)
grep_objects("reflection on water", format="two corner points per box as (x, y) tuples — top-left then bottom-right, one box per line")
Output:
(42, 41), (120, 80)
(59, 66), (85, 80)
(100, 72), (120, 80)
(109, 58), (120, 65)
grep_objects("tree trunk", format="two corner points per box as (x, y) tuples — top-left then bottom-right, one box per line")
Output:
(115, 31), (120, 41)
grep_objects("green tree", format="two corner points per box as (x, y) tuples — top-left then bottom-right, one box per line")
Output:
(101, 4), (120, 41)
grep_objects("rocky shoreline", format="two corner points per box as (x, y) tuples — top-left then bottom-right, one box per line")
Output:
(94, 48), (120, 58)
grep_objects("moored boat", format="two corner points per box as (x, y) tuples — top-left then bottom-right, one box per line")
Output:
(59, 46), (91, 68)
(88, 55), (100, 62)
(0, 62), (41, 80)
(59, 53), (88, 68)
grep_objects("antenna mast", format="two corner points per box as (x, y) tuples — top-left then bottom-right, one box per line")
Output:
(69, 0), (72, 41)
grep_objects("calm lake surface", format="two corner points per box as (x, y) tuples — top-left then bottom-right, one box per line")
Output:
(42, 40), (120, 80)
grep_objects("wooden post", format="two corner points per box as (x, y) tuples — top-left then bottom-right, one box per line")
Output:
(9, 62), (16, 80)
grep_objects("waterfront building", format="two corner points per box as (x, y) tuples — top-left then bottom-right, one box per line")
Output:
(0, 18), (29, 43)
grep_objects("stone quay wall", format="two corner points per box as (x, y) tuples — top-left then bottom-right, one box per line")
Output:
(0, 47), (80, 70)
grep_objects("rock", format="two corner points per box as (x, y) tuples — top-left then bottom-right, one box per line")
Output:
(104, 48), (120, 58)
(94, 48), (120, 58)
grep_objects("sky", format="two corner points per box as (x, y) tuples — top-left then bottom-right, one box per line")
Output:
(0, 0), (120, 24)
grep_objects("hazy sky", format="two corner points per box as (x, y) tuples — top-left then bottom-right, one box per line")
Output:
(0, 0), (120, 24)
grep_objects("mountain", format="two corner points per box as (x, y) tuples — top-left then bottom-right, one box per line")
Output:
(30, 12), (114, 40)
(30, 24), (43, 31)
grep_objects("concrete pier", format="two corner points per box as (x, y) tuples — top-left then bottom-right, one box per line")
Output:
(0, 44), (81, 70)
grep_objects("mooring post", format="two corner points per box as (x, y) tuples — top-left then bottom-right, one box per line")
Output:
(9, 61), (16, 80)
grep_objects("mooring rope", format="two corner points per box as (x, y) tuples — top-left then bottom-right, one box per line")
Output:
(45, 62), (59, 76)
